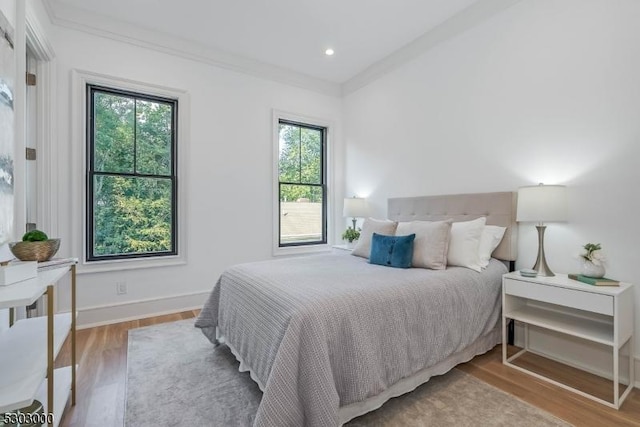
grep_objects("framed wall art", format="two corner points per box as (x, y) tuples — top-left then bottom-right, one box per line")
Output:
(0, 10), (14, 247)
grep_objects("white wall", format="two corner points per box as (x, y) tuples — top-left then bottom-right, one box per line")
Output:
(50, 26), (343, 325)
(0, 0), (14, 27)
(344, 0), (640, 362)
(0, 0), (14, 261)
(0, 0), (14, 332)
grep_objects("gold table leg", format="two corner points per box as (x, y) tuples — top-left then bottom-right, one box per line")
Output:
(47, 285), (54, 427)
(71, 264), (76, 406)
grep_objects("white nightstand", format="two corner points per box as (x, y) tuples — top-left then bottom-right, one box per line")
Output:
(332, 244), (353, 253)
(502, 272), (634, 409)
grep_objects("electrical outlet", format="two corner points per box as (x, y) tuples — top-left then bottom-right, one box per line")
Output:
(116, 281), (127, 295)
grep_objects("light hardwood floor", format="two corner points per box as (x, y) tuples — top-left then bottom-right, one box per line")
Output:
(57, 311), (640, 427)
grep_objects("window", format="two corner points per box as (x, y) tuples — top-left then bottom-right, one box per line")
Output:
(277, 119), (327, 247)
(86, 85), (177, 261)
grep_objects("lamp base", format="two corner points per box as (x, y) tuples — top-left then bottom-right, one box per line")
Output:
(532, 225), (555, 277)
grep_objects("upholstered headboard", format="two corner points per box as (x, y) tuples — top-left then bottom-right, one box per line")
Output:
(388, 192), (518, 262)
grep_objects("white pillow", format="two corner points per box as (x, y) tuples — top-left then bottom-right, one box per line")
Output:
(396, 220), (452, 270)
(447, 217), (486, 272)
(478, 225), (507, 269)
(352, 218), (398, 259)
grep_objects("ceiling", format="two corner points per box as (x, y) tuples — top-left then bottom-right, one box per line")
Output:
(45, 0), (481, 84)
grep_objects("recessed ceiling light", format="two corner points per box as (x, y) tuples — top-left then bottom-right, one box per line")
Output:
(325, 48), (334, 56)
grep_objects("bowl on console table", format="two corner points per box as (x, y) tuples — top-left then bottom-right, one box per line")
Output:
(9, 238), (61, 262)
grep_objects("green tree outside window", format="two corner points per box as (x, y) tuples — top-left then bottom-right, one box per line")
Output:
(278, 120), (326, 246)
(88, 86), (177, 259)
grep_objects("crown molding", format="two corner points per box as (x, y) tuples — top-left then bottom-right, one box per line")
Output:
(42, 1), (342, 97)
(26, 2), (55, 61)
(342, 0), (523, 96)
(43, 0), (522, 98)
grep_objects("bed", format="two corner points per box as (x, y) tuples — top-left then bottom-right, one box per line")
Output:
(196, 192), (518, 426)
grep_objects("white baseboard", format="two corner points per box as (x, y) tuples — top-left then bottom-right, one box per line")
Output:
(77, 291), (209, 329)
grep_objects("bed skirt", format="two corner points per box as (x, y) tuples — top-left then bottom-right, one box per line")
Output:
(218, 325), (501, 426)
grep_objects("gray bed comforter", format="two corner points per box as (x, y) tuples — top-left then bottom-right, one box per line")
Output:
(195, 254), (506, 427)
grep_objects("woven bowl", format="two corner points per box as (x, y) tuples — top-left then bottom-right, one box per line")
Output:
(9, 239), (61, 262)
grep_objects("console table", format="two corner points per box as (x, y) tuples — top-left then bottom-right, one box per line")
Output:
(0, 259), (78, 426)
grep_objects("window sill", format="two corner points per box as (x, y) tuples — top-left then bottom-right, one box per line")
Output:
(272, 243), (332, 257)
(77, 255), (186, 275)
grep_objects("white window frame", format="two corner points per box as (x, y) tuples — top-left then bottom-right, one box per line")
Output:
(272, 109), (333, 256)
(71, 70), (190, 273)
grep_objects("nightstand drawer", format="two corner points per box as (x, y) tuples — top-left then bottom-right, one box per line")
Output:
(504, 278), (613, 316)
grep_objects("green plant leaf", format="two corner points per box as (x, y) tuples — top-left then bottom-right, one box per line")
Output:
(22, 230), (49, 242)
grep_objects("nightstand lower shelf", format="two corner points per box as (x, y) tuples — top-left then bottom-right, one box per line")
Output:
(505, 305), (614, 345)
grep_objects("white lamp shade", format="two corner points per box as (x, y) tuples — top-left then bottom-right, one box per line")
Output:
(517, 185), (568, 222)
(343, 197), (368, 218)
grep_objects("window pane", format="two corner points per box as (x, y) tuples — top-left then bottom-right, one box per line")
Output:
(278, 123), (300, 183)
(93, 92), (134, 173)
(136, 100), (172, 176)
(280, 184), (323, 244)
(93, 175), (173, 256)
(300, 127), (321, 184)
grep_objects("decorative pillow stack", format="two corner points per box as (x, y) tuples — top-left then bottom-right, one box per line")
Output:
(354, 216), (507, 272)
(352, 218), (398, 258)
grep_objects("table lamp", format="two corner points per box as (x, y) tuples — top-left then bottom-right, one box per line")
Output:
(343, 197), (368, 230)
(516, 184), (567, 276)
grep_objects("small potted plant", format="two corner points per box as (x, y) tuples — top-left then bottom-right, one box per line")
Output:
(341, 227), (361, 248)
(579, 242), (606, 278)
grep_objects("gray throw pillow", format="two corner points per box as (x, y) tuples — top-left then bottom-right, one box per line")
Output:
(352, 218), (398, 259)
(396, 220), (452, 270)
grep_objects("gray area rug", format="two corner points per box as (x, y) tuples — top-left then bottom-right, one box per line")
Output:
(126, 319), (570, 427)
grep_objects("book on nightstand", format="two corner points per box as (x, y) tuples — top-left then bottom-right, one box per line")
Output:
(568, 273), (620, 286)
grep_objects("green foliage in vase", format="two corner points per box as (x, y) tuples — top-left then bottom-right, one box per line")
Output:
(341, 227), (361, 243)
(580, 242), (605, 266)
(22, 229), (49, 242)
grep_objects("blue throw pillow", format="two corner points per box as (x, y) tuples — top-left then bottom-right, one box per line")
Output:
(369, 233), (416, 269)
